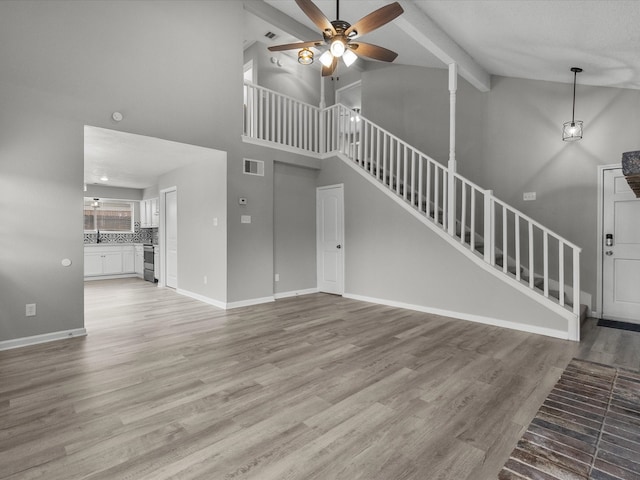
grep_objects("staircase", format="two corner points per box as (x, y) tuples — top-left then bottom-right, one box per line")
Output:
(242, 82), (583, 340)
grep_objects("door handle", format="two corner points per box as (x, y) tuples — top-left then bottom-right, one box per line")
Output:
(605, 251), (613, 256)
(336, 244), (342, 249)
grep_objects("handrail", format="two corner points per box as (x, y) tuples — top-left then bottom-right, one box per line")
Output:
(243, 82), (582, 320)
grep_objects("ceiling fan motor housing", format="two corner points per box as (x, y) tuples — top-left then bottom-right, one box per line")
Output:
(324, 20), (354, 40)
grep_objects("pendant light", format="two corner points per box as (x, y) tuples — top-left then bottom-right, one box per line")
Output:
(298, 48), (314, 65)
(562, 67), (583, 142)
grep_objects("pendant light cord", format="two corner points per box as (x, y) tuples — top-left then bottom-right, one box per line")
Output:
(572, 70), (577, 124)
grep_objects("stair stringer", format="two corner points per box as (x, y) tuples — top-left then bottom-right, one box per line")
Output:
(329, 152), (579, 341)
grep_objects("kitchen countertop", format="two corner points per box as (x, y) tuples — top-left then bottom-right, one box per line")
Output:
(84, 243), (152, 247)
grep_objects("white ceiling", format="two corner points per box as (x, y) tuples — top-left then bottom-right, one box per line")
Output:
(86, 1), (640, 190)
(261, 0), (640, 89)
(84, 126), (217, 190)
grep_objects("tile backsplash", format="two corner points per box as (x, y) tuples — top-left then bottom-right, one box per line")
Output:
(84, 222), (158, 244)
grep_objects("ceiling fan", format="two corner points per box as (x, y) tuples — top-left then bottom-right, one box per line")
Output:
(268, 0), (404, 76)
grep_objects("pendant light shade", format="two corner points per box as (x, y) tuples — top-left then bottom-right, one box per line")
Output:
(563, 67), (583, 142)
(298, 48), (314, 65)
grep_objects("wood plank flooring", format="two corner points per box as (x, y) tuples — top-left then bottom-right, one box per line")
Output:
(1, 278), (633, 479)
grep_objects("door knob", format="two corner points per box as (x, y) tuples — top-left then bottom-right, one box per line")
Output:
(605, 251), (613, 256)
(336, 244), (342, 249)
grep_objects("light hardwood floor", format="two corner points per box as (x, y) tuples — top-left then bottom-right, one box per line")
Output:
(1, 278), (637, 479)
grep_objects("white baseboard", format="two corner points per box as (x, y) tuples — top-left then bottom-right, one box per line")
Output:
(176, 289), (227, 310)
(0, 328), (87, 351)
(343, 293), (570, 341)
(226, 296), (275, 309)
(274, 288), (319, 299)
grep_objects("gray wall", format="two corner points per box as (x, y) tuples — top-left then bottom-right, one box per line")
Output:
(244, 41), (321, 105)
(361, 64), (640, 308)
(274, 162), (318, 294)
(159, 155), (227, 303)
(317, 156), (569, 333)
(0, 0), (244, 342)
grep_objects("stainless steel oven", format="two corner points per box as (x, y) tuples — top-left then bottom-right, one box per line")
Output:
(143, 245), (156, 282)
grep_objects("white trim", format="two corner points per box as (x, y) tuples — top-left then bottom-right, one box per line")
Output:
(177, 289), (226, 310)
(343, 293), (571, 341)
(596, 164), (621, 320)
(274, 288), (319, 299)
(84, 273), (138, 281)
(0, 328), (87, 351)
(226, 296), (275, 309)
(241, 136), (322, 159)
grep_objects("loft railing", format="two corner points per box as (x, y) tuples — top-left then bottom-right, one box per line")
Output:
(243, 82), (582, 325)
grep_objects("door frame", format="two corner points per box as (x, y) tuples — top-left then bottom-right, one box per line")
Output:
(159, 186), (177, 288)
(316, 184), (345, 295)
(596, 163), (622, 319)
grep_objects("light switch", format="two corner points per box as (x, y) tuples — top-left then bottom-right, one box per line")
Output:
(523, 192), (536, 201)
(241, 215), (251, 224)
(213, 217), (218, 227)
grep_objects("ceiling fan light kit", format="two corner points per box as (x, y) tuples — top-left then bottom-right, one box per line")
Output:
(563, 67), (584, 142)
(268, 0), (403, 76)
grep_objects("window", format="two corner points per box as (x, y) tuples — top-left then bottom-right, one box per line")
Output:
(84, 198), (134, 233)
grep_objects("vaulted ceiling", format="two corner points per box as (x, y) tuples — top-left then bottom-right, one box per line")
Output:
(250, 0), (640, 91)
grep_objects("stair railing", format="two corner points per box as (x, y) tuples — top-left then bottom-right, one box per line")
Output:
(243, 82), (581, 319)
(243, 82), (322, 154)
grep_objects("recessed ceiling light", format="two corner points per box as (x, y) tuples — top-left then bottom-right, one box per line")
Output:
(100, 176), (109, 182)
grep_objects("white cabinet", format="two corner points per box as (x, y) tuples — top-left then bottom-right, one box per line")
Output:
(122, 248), (135, 274)
(140, 198), (159, 228)
(84, 245), (136, 278)
(134, 245), (144, 277)
(84, 252), (104, 276)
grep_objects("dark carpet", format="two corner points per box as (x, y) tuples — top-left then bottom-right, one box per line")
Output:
(499, 358), (640, 480)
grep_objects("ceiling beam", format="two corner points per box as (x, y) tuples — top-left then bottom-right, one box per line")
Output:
(396, 0), (491, 92)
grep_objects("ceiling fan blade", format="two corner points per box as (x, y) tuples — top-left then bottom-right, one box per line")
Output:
(268, 40), (324, 52)
(348, 42), (398, 62)
(345, 2), (404, 39)
(295, 0), (336, 36)
(322, 56), (338, 77)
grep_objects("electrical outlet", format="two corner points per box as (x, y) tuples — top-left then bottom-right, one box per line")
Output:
(204, 276), (208, 285)
(25, 303), (36, 317)
(213, 217), (218, 227)
(275, 273), (280, 282)
(241, 215), (251, 224)
(523, 192), (536, 201)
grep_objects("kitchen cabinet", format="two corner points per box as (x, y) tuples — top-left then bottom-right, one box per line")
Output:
(123, 248), (134, 274)
(140, 198), (159, 228)
(134, 245), (144, 277)
(84, 245), (136, 278)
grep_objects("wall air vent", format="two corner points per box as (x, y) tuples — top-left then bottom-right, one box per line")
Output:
(243, 159), (264, 177)
(264, 31), (277, 40)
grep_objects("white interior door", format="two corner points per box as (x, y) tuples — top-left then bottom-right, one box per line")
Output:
(165, 189), (178, 289)
(317, 185), (344, 295)
(602, 168), (640, 323)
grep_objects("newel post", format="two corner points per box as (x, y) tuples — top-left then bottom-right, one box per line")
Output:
(319, 76), (326, 154)
(447, 63), (457, 236)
